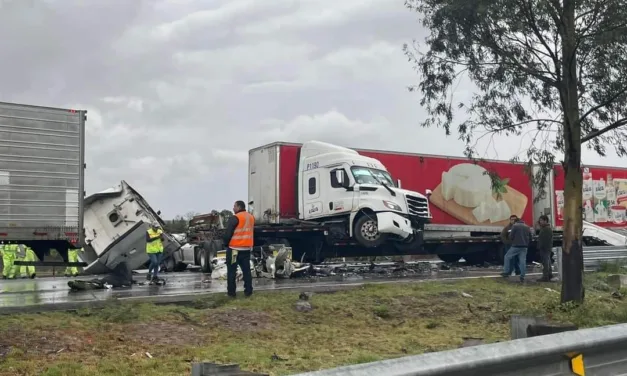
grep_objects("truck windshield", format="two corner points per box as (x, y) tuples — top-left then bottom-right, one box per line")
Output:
(351, 166), (395, 187)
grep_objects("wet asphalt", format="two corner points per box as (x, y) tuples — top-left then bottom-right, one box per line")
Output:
(0, 263), (543, 313)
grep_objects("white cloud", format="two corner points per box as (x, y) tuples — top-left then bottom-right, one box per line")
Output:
(0, 0), (624, 218)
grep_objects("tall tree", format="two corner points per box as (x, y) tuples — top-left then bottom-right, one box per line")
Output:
(405, 0), (627, 303)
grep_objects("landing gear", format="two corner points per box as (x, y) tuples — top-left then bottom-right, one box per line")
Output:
(354, 215), (386, 248)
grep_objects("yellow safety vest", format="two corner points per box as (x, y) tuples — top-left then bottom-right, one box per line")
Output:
(146, 228), (164, 254)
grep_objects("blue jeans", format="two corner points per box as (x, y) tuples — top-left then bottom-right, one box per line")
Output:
(503, 246), (527, 279)
(148, 252), (163, 279)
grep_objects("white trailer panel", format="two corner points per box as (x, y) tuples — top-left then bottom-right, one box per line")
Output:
(0, 101), (85, 242)
(248, 144), (281, 224)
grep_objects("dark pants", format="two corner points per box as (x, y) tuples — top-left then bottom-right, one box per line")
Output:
(226, 248), (253, 297)
(539, 249), (553, 281)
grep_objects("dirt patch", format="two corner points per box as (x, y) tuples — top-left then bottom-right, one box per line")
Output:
(122, 322), (208, 346)
(0, 328), (83, 355)
(208, 309), (274, 333)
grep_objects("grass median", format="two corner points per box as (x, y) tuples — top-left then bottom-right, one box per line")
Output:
(1, 274), (626, 376)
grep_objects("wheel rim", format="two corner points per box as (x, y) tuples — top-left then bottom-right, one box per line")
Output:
(361, 219), (380, 241)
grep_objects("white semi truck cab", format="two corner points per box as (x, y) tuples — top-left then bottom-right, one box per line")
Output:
(298, 141), (431, 248)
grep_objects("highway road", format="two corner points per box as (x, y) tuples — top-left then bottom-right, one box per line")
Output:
(0, 265), (542, 314)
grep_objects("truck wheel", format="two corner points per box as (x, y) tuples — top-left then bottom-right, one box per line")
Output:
(438, 254), (461, 263)
(200, 241), (218, 273)
(354, 214), (386, 248)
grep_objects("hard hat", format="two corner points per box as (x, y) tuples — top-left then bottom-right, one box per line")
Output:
(152, 221), (161, 228)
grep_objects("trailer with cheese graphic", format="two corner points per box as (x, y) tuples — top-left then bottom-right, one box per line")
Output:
(207, 140), (626, 267)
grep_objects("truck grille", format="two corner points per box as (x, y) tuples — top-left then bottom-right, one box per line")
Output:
(406, 194), (430, 218)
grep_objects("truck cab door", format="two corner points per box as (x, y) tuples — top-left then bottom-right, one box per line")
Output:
(326, 168), (353, 216)
(302, 171), (324, 219)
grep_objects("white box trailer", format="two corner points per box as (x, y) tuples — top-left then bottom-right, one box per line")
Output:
(0, 101), (85, 261)
(81, 180), (181, 274)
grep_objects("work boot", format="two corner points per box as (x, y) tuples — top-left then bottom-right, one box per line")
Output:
(146, 273), (152, 281)
(30, 274), (36, 279)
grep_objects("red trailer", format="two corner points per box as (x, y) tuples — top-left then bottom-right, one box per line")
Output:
(243, 141), (559, 264)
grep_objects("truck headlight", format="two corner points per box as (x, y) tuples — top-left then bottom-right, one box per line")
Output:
(383, 200), (402, 211)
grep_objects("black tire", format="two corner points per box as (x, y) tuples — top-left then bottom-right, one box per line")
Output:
(353, 214), (386, 248)
(200, 240), (219, 273)
(438, 254), (461, 263)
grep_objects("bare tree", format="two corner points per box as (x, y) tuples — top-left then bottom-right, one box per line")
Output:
(405, 0), (627, 303)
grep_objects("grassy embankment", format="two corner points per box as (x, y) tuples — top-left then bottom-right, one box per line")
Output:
(1, 271), (626, 376)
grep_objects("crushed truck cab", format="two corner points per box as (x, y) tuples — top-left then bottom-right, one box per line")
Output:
(298, 141), (430, 248)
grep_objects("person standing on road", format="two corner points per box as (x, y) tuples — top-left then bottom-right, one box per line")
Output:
(65, 242), (83, 277)
(20, 245), (37, 279)
(537, 215), (554, 282)
(223, 200), (254, 298)
(146, 221), (165, 284)
(1, 242), (17, 279)
(501, 218), (533, 282)
(501, 215), (522, 276)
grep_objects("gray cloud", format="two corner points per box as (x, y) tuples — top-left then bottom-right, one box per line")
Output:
(1, 0), (625, 218)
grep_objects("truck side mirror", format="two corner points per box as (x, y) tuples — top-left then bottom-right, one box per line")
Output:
(425, 189), (432, 198)
(335, 170), (345, 186)
(397, 179), (402, 188)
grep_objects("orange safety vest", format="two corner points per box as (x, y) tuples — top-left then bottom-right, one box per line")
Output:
(229, 211), (255, 248)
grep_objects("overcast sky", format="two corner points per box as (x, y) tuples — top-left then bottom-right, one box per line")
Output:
(1, 0), (625, 218)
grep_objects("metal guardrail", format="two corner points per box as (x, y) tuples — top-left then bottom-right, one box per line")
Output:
(555, 245), (627, 278)
(292, 323), (627, 375)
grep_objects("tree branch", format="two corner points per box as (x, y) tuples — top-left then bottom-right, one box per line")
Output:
(579, 86), (627, 123)
(581, 118), (627, 142)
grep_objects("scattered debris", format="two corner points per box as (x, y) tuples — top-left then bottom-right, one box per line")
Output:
(544, 288), (559, 294)
(299, 292), (312, 301)
(145, 352), (153, 359)
(295, 300), (313, 312)
(271, 353), (287, 362)
(461, 292), (473, 298)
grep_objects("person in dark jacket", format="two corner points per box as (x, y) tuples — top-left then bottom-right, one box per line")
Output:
(501, 218), (532, 282)
(501, 215), (522, 275)
(222, 200), (255, 298)
(536, 215), (554, 282)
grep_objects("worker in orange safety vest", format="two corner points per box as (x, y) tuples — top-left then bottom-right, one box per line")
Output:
(222, 200), (255, 298)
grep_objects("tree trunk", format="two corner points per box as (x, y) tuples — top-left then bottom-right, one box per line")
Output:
(560, 0), (585, 304)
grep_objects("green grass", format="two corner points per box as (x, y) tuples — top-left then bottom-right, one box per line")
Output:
(1, 275), (627, 376)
